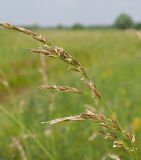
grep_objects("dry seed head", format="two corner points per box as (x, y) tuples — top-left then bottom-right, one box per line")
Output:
(81, 109), (106, 121)
(40, 84), (85, 94)
(0, 23), (51, 45)
(42, 115), (84, 125)
(43, 109), (106, 125)
(0, 23), (137, 157)
(28, 48), (58, 58)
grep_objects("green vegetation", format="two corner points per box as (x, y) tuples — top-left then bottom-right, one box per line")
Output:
(0, 29), (141, 159)
(71, 23), (85, 30)
(115, 13), (134, 29)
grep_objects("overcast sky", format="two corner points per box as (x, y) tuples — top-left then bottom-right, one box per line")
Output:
(0, 0), (141, 26)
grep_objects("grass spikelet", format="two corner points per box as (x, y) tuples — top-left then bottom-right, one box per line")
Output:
(40, 84), (85, 94)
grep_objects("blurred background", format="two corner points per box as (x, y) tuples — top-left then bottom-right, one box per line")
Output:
(0, 0), (141, 159)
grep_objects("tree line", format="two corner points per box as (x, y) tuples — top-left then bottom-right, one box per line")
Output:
(24, 13), (141, 30)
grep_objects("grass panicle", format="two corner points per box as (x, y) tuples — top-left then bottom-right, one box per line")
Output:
(0, 22), (138, 159)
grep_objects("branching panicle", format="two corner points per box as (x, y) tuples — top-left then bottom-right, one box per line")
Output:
(0, 22), (137, 159)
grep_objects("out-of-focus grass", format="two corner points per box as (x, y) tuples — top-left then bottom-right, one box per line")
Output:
(0, 29), (141, 159)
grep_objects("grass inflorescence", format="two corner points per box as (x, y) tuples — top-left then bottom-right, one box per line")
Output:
(0, 22), (138, 159)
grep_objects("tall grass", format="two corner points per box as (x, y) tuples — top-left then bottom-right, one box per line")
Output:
(0, 23), (138, 159)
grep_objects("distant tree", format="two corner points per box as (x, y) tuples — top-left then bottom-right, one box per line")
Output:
(115, 13), (134, 29)
(134, 23), (141, 30)
(71, 23), (84, 30)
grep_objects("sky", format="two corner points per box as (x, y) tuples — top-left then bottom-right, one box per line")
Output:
(0, 0), (141, 26)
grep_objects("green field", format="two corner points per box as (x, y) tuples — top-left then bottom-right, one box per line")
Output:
(0, 29), (141, 159)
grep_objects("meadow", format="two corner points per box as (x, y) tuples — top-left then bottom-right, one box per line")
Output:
(0, 28), (141, 159)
